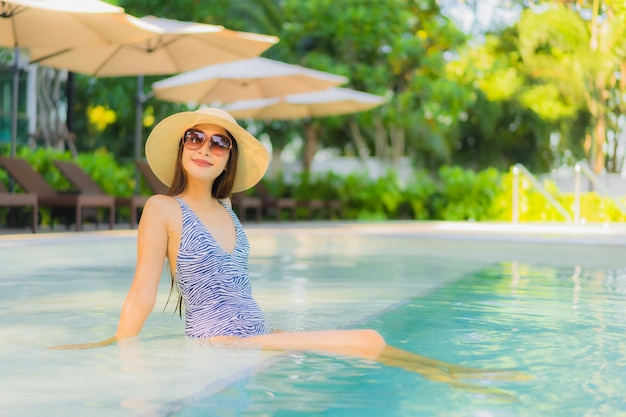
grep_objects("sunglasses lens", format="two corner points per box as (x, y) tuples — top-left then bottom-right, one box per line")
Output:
(210, 134), (232, 152)
(183, 129), (206, 150)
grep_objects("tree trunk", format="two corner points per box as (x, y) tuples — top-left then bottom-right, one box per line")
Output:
(303, 121), (318, 172)
(348, 118), (369, 165)
(390, 125), (405, 164)
(267, 146), (283, 179)
(592, 109), (606, 174)
(609, 134), (618, 173)
(373, 115), (389, 163)
(35, 67), (73, 153)
(587, 0), (606, 174)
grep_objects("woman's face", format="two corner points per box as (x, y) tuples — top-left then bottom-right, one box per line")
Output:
(181, 123), (231, 184)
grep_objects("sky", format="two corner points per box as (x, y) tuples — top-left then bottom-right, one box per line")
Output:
(440, 0), (522, 36)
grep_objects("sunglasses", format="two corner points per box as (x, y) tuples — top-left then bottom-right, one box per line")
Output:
(182, 128), (232, 156)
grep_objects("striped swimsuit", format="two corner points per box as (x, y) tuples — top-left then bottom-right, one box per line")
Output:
(175, 197), (271, 338)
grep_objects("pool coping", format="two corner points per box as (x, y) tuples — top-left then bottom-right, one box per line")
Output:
(2, 221), (624, 246)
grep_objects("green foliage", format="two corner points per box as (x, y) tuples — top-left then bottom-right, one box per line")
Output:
(560, 193), (626, 223)
(0, 48), (12, 65)
(259, 172), (293, 198)
(513, 2), (626, 173)
(293, 171), (342, 201)
(493, 171), (570, 222)
(493, 170), (626, 223)
(4, 145), (624, 225)
(433, 166), (504, 221)
(333, 171), (402, 220)
(15, 147), (73, 190)
(257, 164), (626, 224)
(401, 170), (438, 220)
(75, 150), (136, 197)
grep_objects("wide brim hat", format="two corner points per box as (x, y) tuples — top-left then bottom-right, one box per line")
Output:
(145, 107), (269, 193)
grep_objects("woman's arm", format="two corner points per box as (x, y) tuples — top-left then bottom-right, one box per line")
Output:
(115, 196), (170, 340)
(49, 196), (170, 350)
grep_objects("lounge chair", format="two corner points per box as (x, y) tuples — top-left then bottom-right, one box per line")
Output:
(54, 160), (148, 229)
(0, 181), (38, 233)
(135, 160), (168, 194)
(305, 199), (326, 220)
(304, 199), (343, 220)
(327, 199), (343, 219)
(232, 192), (263, 222)
(0, 157), (114, 231)
(254, 181), (298, 221)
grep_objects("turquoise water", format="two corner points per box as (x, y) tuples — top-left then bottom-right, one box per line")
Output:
(160, 262), (626, 417)
(1, 229), (625, 416)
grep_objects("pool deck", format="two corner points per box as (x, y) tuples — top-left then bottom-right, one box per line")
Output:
(3, 220), (624, 268)
(2, 220), (626, 243)
(243, 221), (626, 268)
(247, 220), (626, 245)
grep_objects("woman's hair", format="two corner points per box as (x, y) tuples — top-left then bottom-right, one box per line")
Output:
(164, 128), (239, 317)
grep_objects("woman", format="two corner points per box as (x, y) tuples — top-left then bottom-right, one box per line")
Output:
(53, 108), (527, 392)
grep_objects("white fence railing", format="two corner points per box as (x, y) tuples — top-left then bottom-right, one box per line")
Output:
(511, 163), (572, 223)
(573, 161), (626, 224)
(513, 162), (626, 224)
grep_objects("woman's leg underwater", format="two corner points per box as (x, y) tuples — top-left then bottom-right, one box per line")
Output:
(231, 329), (530, 382)
(378, 345), (533, 381)
(234, 329), (529, 401)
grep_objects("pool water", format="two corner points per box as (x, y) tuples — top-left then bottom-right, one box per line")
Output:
(1, 226), (625, 416)
(164, 263), (626, 417)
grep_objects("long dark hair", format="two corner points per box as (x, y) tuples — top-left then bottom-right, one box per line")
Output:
(164, 129), (239, 317)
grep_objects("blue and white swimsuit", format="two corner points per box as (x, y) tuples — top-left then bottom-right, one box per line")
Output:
(175, 197), (271, 338)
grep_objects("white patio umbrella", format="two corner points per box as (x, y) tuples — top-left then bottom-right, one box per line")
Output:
(28, 15), (279, 188)
(151, 57), (348, 105)
(28, 15), (278, 77)
(223, 87), (386, 172)
(222, 87), (386, 120)
(0, 0), (148, 157)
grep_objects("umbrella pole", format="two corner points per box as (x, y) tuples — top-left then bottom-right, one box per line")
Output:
(10, 47), (19, 158)
(134, 75), (144, 195)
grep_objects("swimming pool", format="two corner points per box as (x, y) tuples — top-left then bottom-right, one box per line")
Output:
(1, 222), (625, 416)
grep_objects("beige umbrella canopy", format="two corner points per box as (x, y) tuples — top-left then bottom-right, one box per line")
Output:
(223, 87), (386, 172)
(28, 15), (279, 175)
(151, 57), (348, 105)
(222, 87), (386, 120)
(0, 0), (147, 157)
(28, 15), (278, 77)
(0, 0), (139, 49)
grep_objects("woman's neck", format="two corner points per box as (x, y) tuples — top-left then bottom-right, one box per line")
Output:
(180, 179), (216, 202)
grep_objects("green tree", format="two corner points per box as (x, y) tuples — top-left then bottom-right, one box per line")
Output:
(447, 26), (563, 172)
(279, 0), (472, 170)
(515, 1), (626, 173)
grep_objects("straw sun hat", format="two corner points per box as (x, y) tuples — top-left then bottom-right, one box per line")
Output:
(145, 107), (269, 193)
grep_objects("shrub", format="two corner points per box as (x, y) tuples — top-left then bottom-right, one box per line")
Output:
(433, 166), (503, 221)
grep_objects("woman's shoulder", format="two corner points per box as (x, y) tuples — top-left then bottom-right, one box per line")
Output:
(141, 195), (180, 223)
(145, 194), (179, 210)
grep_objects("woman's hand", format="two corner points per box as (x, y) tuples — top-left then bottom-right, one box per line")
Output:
(48, 336), (117, 350)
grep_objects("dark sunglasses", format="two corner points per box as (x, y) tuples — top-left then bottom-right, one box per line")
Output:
(182, 128), (232, 156)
